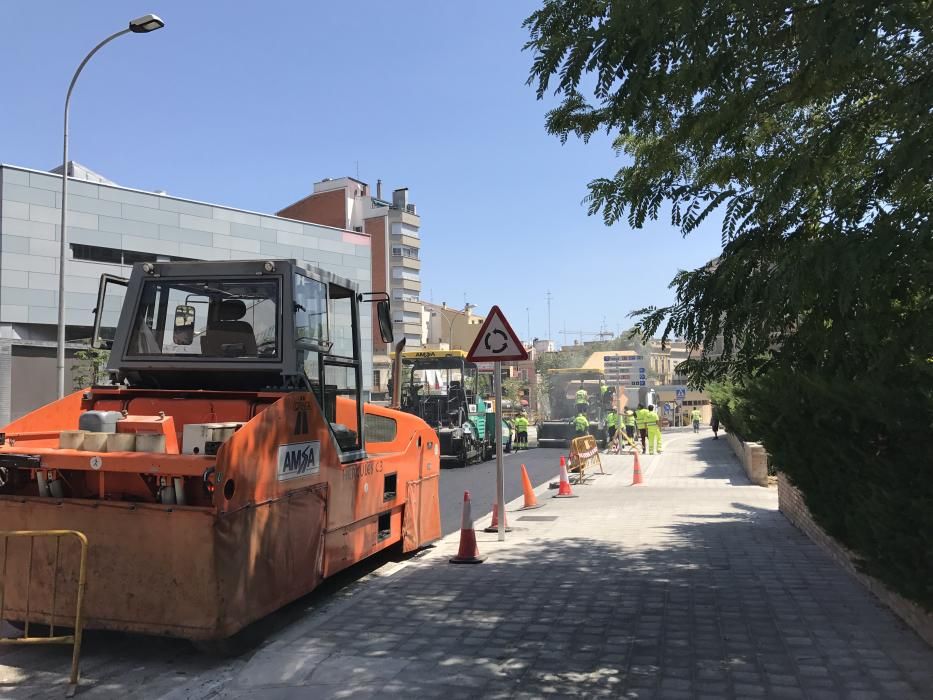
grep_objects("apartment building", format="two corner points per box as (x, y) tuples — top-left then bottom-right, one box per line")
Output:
(582, 350), (648, 388)
(649, 339), (692, 385)
(278, 178), (422, 400)
(0, 162), (373, 424)
(421, 301), (485, 351)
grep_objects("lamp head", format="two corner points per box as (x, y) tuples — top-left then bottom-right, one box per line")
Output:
(129, 14), (165, 33)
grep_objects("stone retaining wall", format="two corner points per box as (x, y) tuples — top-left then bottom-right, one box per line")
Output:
(778, 472), (933, 647)
(725, 432), (769, 486)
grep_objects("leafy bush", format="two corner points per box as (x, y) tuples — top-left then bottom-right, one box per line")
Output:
(707, 381), (758, 442)
(745, 365), (933, 611)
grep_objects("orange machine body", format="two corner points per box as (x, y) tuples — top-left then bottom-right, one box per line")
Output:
(0, 386), (441, 640)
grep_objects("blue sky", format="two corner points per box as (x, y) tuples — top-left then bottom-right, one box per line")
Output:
(0, 1), (723, 347)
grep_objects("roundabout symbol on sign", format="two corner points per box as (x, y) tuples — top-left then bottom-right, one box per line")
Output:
(465, 305), (528, 363)
(484, 329), (508, 354)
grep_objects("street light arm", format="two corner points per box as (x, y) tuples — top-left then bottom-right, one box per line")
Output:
(56, 26), (132, 399)
(64, 28), (132, 123)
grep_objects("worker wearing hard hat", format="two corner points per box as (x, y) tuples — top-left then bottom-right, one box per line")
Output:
(646, 404), (663, 455)
(635, 403), (649, 452)
(513, 412), (529, 450)
(573, 410), (589, 437)
(575, 383), (589, 417)
(625, 409), (636, 441)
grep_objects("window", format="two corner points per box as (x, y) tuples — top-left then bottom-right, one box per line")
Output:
(126, 278), (279, 359)
(390, 246), (418, 259)
(71, 243), (192, 265)
(294, 274), (328, 349)
(391, 268), (419, 282)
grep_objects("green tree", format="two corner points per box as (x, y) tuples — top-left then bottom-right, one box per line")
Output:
(524, 0), (932, 385)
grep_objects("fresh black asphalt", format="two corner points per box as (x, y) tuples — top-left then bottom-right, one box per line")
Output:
(438, 445), (566, 535)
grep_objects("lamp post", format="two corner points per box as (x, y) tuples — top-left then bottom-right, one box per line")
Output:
(56, 14), (165, 398)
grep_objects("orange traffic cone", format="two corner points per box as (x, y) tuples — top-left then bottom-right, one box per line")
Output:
(450, 491), (485, 564)
(518, 464), (544, 510)
(484, 503), (512, 533)
(632, 451), (644, 486)
(554, 456), (578, 498)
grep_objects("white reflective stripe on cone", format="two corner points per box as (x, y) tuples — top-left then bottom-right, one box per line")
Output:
(461, 494), (472, 530)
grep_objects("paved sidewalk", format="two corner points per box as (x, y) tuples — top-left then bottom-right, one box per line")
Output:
(178, 430), (933, 699)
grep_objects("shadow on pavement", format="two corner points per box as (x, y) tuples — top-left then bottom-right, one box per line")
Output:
(279, 503), (932, 698)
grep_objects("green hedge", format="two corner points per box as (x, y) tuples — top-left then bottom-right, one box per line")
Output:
(744, 365), (933, 611)
(707, 381), (759, 442)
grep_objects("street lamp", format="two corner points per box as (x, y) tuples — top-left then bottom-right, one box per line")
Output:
(56, 14), (165, 398)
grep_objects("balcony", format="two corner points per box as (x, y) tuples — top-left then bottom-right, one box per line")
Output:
(390, 233), (420, 249)
(391, 278), (421, 293)
(391, 256), (420, 271)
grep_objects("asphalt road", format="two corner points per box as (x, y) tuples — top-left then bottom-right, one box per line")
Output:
(438, 444), (564, 535)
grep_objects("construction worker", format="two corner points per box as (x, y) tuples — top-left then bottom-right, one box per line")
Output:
(575, 383), (589, 417)
(625, 408), (636, 441)
(690, 406), (702, 433)
(605, 407), (619, 444)
(573, 410), (589, 437)
(646, 404), (663, 454)
(635, 403), (649, 452)
(601, 384), (615, 409)
(513, 412), (529, 450)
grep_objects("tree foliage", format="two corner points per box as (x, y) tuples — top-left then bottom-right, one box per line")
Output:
(71, 347), (110, 390)
(524, 0), (932, 384)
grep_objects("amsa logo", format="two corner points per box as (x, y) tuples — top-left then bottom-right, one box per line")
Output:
(276, 441), (321, 481)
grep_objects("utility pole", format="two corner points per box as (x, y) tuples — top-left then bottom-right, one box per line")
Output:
(546, 290), (552, 343)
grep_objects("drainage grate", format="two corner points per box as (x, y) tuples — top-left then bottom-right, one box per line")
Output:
(516, 515), (559, 522)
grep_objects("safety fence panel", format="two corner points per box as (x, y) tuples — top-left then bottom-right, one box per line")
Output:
(569, 436), (604, 481)
(0, 530), (89, 697)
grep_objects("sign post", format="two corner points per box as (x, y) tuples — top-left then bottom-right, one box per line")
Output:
(493, 361), (504, 540)
(466, 306), (528, 543)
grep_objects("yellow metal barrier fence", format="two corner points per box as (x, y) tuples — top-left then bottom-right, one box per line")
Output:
(0, 530), (88, 697)
(569, 435), (604, 482)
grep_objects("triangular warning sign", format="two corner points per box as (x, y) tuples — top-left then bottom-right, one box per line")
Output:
(466, 306), (528, 363)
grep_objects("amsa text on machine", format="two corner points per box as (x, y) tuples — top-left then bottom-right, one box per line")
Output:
(277, 441), (321, 481)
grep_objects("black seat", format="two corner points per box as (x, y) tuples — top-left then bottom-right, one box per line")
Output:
(201, 300), (257, 357)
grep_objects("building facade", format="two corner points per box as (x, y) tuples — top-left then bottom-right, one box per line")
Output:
(0, 162), (373, 424)
(582, 350), (648, 388)
(278, 177), (422, 400)
(421, 301), (485, 351)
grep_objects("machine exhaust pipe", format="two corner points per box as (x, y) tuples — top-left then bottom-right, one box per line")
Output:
(390, 338), (407, 409)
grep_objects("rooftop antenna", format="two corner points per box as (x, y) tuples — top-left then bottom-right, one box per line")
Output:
(546, 290), (552, 342)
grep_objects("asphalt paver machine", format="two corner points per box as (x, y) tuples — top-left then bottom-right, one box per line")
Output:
(537, 368), (608, 447)
(398, 350), (495, 467)
(0, 259), (441, 641)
